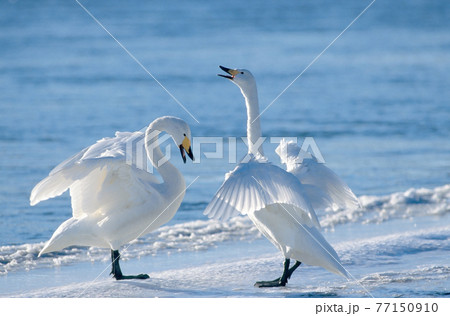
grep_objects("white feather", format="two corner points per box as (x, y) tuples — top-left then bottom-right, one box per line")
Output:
(248, 204), (347, 277)
(30, 131), (156, 207)
(206, 67), (352, 279)
(276, 139), (360, 211)
(30, 117), (191, 255)
(204, 156), (320, 229)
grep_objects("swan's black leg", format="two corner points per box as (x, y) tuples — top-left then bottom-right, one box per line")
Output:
(110, 249), (149, 280)
(287, 260), (301, 279)
(254, 259), (301, 288)
(254, 258), (290, 287)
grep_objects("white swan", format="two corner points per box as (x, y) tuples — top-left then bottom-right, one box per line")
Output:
(204, 66), (357, 287)
(30, 116), (194, 280)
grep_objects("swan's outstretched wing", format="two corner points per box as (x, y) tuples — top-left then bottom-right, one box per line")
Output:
(203, 157), (320, 228)
(276, 139), (359, 211)
(30, 131), (160, 218)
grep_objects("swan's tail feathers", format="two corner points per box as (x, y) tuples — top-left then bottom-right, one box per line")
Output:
(313, 242), (349, 279)
(39, 239), (62, 257)
(329, 258), (349, 279)
(289, 222), (349, 279)
(39, 236), (67, 257)
(310, 228), (349, 279)
(38, 218), (89, 257)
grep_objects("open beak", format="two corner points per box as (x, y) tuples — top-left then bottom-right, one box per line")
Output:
(218, 65), (238, 80)
(179, 136), (194, 164)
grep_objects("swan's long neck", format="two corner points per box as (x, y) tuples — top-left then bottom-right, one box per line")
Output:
(241, 82), (264, 156)
(145, 122), (185, 199)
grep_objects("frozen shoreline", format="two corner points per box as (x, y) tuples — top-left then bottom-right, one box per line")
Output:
(2, 215), (449, 298)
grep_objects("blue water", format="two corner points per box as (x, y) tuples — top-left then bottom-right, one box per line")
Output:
(0, 0), (449, 297)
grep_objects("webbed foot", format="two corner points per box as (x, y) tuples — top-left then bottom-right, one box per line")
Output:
(254, 277), (286, 288)
(114, 273), (149, 280)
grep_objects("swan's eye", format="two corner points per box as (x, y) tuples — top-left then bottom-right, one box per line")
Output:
(241, 72), (244, 74)
(183, 133), (186, 136)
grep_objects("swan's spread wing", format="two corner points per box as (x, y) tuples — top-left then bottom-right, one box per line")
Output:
(48, 131), (140, 176)
(30, 155), (95, 206)
(69, 162), (160, 219)
(276, 139), (359, 211)
(30, 131), (160, 214)
(292, 159), (360, 211)
(204, 158), (320, 228)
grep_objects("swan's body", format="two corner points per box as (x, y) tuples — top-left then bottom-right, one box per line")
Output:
(205, 66), (358, 287)
(31, 116), (194, 279)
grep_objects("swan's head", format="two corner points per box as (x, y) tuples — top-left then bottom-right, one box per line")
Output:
(170, 118), (194, 164)
(218, 65), (256, 92)
(150, 116), (194, 163)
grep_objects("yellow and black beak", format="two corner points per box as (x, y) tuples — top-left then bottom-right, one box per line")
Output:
(179, 136), (194, 163)
(218, 65), (239, 80)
